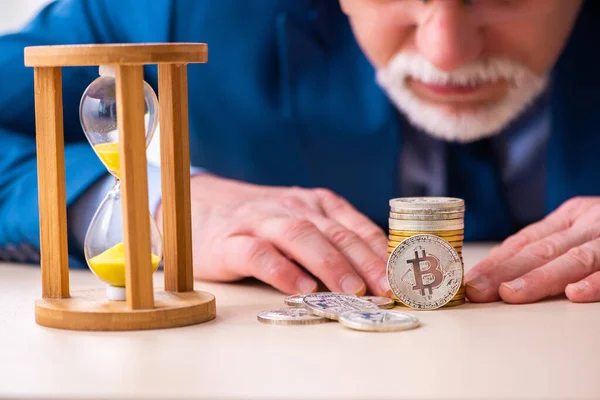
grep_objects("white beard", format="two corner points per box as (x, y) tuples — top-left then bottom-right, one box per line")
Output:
(376, 53), (549, 143)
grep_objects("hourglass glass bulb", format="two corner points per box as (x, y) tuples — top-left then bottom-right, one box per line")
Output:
(84, 183), (163, 300)
(79, 65), (159, 177)
(80, 65), (163, 300)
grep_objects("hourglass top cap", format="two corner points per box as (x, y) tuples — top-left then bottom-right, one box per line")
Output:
(24, 43), (207, 67)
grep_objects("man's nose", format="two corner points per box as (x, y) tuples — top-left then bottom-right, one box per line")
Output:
(415, 1), (483, 72)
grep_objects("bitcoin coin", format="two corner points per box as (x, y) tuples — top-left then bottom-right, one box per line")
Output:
(389, 197), (465, 212)
(389, 234), (464, 242)
(257, 308), (330, 325)
(360, 296), (395, 309)
(303, 293), (378, 320)
(387, 234), (463, 310)
(284, 294), (308, 307)
(443, 299), (466, 307)
(396, 298), (465, 308)
(339, 310), (420, 332)
(389, 211), (465, 221)
(389, 245), (462, 254)
(388, 240), (463, 247)
(389, 228), (465, 236)
(389, 219), (464, 231)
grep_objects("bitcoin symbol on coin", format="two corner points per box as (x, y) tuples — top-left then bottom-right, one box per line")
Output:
(406, 250), (443, 296)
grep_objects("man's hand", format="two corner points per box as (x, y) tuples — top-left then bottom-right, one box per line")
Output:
(466, 197), (600, 304)
(156, 174), (391, 297)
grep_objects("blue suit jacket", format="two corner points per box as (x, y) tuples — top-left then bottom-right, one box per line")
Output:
(0, 0), (598, 264)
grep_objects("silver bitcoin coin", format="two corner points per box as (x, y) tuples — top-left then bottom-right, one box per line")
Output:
(303, 293), (378, 320)
(339, 310), (420, 332)
(387, 234), (463, 310)
(360, 296), (395, 309)
(257, 308), (330, 325)
(284, 294), (308, 307)
(389, 197), (465, 213)
(389, 211), (465, 221)
(388, 218), (464, 231)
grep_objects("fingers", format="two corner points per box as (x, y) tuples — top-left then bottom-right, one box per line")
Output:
(566, 271), (600, 303)
(223, 235), (318, 295)
(252, 217), (367, 295)
(468, 199), (594, 279)
(466, 228), (591, 302)
(304, 213), (391, 297)
(467, 216), (571, 282)
(498, 239), (600, 303)
(315, 188), (388, 259)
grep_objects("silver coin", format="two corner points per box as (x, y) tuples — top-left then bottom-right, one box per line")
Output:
(339, 310), (420, 332)
(389, 211), (465, 221)
(388, 219), (464, 231)
(389, 197), (465, 212)
(360, 296), (395, 309)
(303, 293), (379, 320)
(387, 234), (463, 310)
(284, 294), (308, 307)
(257, 308), (330, 325)
(390, 206), (465, 215)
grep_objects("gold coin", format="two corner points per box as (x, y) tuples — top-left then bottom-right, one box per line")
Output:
(388, 244), (463, 252)
(388, 235), (464, 242)
(395, 299), (465, 309)
(450, 293), (465, 301)
(388, 249), (463, 257)
(397, 297), (465, 306)
(442, 299), (465, 307)
(389, 234), (464, 242)
(389, 229), (465, 236)
(388, 240), (463, 247)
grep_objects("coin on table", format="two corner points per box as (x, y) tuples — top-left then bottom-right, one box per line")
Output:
(284, 294), (309, 307)
(303, 293), (378, 320)
(257, 308), (330, 325)
(360, 296), (395, 309)
(387, 234), (463, 310)
(339, 310), (420, 332)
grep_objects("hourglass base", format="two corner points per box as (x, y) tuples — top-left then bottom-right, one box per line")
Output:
(34, 288), (216, 331)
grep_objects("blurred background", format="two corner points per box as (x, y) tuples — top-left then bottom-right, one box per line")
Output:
(0, 0), (49, 34)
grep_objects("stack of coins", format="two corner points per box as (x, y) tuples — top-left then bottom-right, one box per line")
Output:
(388, 197), (466, 307)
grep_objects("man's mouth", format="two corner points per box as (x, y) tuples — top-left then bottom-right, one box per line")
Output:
(406, 77), (509, 107)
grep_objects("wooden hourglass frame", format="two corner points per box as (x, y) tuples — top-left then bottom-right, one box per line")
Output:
(24, 43), (216, 331)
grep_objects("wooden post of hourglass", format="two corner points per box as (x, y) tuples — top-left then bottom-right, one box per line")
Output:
(25, 44), (216, 331)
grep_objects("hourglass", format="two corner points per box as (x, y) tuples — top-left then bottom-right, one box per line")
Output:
(25, 43), (216, 331)
(80, 65), (162, 301)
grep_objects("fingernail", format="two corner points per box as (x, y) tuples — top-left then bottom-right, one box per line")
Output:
(296, 276), (317, 294)
(569, 281), (589, 293)
(465, 275), (490, 293)
(503, 278), (525, 293)
(340, 274), (365, 295)
(378, 275), (391, 295)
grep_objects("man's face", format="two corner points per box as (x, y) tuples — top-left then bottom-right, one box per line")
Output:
(340, 0), (584, 142)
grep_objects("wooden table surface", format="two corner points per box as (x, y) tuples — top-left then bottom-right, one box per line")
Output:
(1, 243), (599, 400)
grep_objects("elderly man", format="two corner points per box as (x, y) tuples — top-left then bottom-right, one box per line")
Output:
(0, 0), (597, 304)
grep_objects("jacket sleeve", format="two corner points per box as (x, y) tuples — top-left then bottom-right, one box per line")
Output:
(0, 0), (144, 267)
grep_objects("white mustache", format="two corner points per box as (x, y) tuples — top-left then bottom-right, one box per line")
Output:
(376, 52), (549, 143)
(385, 54), (533, 88)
